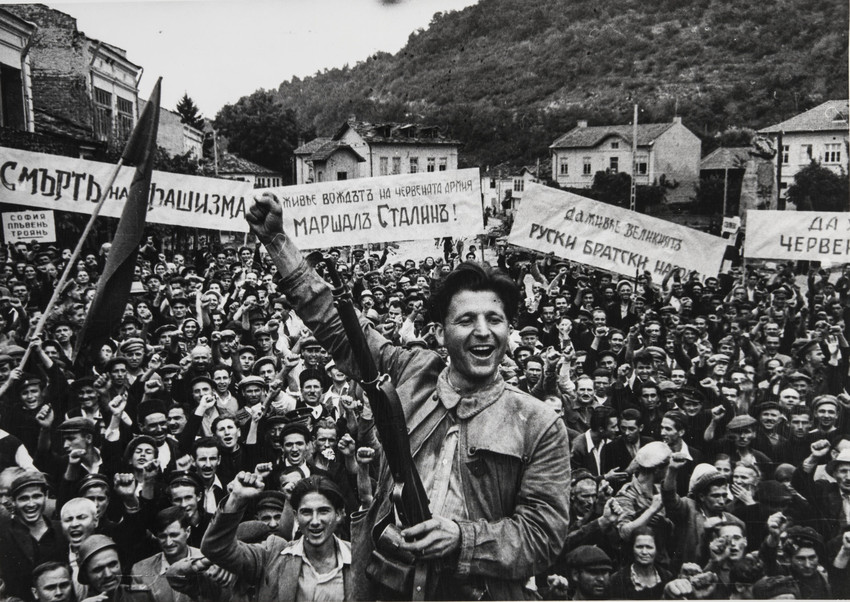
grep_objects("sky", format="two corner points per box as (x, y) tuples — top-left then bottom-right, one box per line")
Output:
(19, 0), (480, 117)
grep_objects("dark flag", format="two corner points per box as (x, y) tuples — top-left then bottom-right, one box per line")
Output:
(73, 78), (162, 365)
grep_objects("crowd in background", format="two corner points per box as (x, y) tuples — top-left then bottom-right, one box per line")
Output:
(0, 231), (848, 600)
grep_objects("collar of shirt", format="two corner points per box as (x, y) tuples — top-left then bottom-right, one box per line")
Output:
(676, 441), (694, 461)
(584, 430), (605, 453)
(435, 369), (505, 420)
(281, 535), (351, 569)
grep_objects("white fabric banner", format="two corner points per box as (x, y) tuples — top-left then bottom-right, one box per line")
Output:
(508, 184), (728, 279)
(263, 168), (483, 249)
(744, 210), (850, 261)
(0, 147), (483, 249)
(0, 146), (255, 230)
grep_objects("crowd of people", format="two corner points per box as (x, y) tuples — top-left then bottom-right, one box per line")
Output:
(0, 196), (848, 601)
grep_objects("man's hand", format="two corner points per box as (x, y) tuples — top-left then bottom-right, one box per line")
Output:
(35, 405), (54, 429)
(810, 439), (831, 458)
(253, 462), (273, 479)
(710, 405), (726, 422)
(113, 473), (137, 501)
(669, 452), (689, 470)
(227, 471), (265, 503)
(175, 455), (193, 472)
(664, 578), (694, 599)
(246, 193), (284, 243)
(108, 393), (127, 417)
(356, 447), (375, 465)
(337, 433), (356, 457)
(399, 516), (461, 560)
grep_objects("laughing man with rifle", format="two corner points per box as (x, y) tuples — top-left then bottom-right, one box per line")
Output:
(202, 192), (571, 601)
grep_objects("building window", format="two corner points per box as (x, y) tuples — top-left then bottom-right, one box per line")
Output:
(611, 141), (619, 149)
(782, 145), (789, 164)
(514, 179), (524, 192)
(308, 166), (314, 182)
(337, 171), (348, 180)
(490, 179), (496, 188)
(800, 144), (813, 163)
(824, 143), (842, 163)
(609, 157), (619, 173)
(583, 157), (592, 176)
(317, 171), (324, 182)
(635, 158), (648, 175)
(409, 157), (419, 173)
(427, 157), (435, 172)
(438, 157), (447, 171)
(379, 157), (388, 176)
(93, 87), (113, 141)
(116, 97), (134, 142)
(392, 157), (401, 175)
(0, 64), (25, 130)
(559, 159), (569, 175)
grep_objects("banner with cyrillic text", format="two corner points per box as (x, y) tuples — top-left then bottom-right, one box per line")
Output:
(0, 147), (482, 247)
(0, 146), (254, 230)
(508, 184), (728, 279)
(2, 209), (55, 243)
(744, 210), (850, 261)
(263, 168), (482, 249)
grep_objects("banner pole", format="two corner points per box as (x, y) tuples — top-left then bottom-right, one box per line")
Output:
(0, 158), (125, 397)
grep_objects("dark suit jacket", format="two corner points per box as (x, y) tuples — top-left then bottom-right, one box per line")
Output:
(601, 436), (655, 474)
(0, 518), (67, 602)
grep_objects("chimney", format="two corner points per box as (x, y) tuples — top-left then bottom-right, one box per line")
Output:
(577, 120), (588, 128)
(672, 116), (682, 124)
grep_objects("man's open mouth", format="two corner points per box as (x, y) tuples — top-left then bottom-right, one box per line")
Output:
(469, 345), (494, 358)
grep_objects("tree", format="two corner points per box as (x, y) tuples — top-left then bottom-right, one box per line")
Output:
(214, 90), (303, 178)
(787, 161), (849, 212)
(176, 93), (205, 131)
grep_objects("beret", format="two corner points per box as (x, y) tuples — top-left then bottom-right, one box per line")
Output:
(756, 401), (781, 414)
(137, 400), (168, 422)
(299, 368), (325, 389)
(564, 545), (612, 570)
(726, 414), (757, 430)
(76, 535), (119, 585)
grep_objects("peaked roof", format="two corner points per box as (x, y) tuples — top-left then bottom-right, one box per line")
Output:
(700, 147), (752, 170)
(215, 152), (280, 175)
(309, 140), (366, 163)
(758, 100), (849, 134)
(334, 120), (461, 146)
(294, 137), (332, 155)
(550, 122), (675, 149)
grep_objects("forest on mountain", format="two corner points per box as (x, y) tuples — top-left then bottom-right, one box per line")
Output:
(218, 0), (848, 173)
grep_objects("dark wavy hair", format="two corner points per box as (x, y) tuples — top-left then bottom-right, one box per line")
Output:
(429, 262), (519, 325)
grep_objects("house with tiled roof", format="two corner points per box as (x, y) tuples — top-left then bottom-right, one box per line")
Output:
(201, 151), (284, 189)
(293, 119), (461, 184)
(758, 100), (849, 199)
(549, 116), (701, 203)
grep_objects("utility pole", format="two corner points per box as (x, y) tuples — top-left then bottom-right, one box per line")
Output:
(629, 104), (638, 212)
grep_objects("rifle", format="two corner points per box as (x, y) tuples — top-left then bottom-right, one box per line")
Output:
(321, 256), (432, 599)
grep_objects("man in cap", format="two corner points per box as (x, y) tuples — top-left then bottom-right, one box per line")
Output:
(167, 471), (211, 548)
(761, 523), (830, 598)
(792, 438), (850, 538)
(660, 410), (704, 495)
(76, 534), (153, 601)
(564, 544), (613, 599)
(662, 458), (743, 570)
(50, 417), (102, 490)
(0, 471), (66, 601)
(810, 394), (842, 442)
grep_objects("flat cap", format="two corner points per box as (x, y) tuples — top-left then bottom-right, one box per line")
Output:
(10, 471), (48, 498)
(77, 473), (111, 494)
(238, 375), (267, 390)
(564, 545), (612, 570)
(57, 417), (98, 437)
(255, 490), (287, 512)
(634, 441), (672, 469)
(518, 326), (539, 337)
(688, 465), (727, 497)
(726, 414), (757, 431)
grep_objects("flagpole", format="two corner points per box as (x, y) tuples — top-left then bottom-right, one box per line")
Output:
(0, 158), (126, 398)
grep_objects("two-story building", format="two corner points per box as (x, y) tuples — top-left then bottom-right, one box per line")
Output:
(0, 7), (35, 133)
(1, 4), (143, 158)
(294, 119), (461, 184)
(152, 104), (204, 159)
(549, 116), (701, 203)
(758, 99), (849, 199)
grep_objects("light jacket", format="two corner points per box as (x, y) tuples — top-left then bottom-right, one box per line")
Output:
(265, 234), (572, 600)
